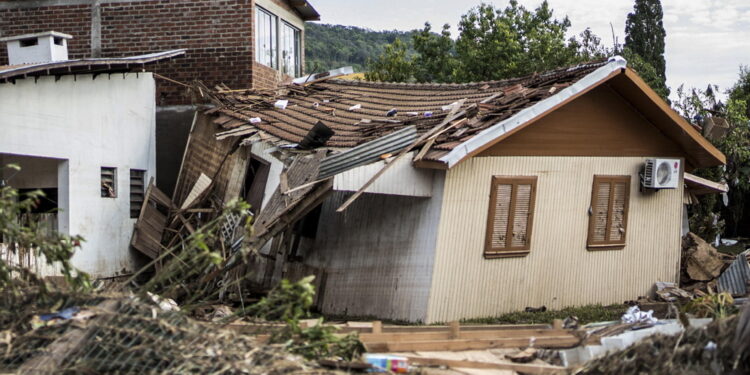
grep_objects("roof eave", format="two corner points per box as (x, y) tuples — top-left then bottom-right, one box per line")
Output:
(288, 0), (320, 21)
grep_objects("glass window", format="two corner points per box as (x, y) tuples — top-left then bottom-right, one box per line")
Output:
(255, 6), (277, 69)
(280, 22), (301, 77)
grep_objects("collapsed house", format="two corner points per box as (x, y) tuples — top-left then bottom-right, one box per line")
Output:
(0, 31), (184, 277)
(150, 57), (728, 323)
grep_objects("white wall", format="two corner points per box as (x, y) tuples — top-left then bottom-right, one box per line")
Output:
(0, 73), (156, 277)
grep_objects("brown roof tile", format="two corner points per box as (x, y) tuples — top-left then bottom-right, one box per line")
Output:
(208, 60), (608, 161)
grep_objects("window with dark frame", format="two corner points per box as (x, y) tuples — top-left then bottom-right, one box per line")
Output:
(587, 175), (631, 249)
(129, 169), (146, 218)
(101, 167), (116, 198)
(484, 176), (537, 258)
(280, 21), (301, 77)
(255, 6), (278, 69)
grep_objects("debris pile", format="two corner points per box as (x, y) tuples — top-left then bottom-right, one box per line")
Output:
(0, 289), (330, 374)
(577, 304), (750, 374)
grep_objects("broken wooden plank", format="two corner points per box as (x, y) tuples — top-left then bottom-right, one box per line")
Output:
(365, 335), (580, 352)
(359, 329), (572, 342)
(405, 356), (568, 375)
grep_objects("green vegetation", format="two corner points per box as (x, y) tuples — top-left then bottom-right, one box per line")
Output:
(0, 165), (91, 297)
(247, 276), (364, 361)
(304, 23), (416, 73)
(624, 0), (669, 99)
(366, 1), (609, 83)
(461, 304), (629, 325)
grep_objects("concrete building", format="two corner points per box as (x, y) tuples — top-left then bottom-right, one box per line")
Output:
(0, 0), (320, 196)
(0, 31), (184, 277)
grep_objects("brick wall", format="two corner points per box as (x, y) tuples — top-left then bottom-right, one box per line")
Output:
(0, 0), (281, 105)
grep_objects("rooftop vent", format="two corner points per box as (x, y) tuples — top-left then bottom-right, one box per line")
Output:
(0, 31), (72, 65)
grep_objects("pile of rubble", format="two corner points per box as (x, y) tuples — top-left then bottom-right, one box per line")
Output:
(577, 304), (750, 374)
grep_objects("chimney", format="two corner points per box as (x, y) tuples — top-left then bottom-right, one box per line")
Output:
(0, 31), (73, 65)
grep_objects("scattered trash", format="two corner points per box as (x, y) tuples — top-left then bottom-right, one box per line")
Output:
(348, 104), (362, 111)
(620, 306), (657, 325)
(379, 153), (392, 160)
(506, 347), (538, 363)
(655, 281), (693, 302)
(249, 117), (262, 123)
(39, 306), (80, 321)
(721, 239), (739, 246)
(147, 292), (180, 312)
(423, 111), (433, 117)
(441, 101), (460, 112)
(360, 118), (372, 124)
(525, 306), (547, 313)
(312, 102), (319, 108)
(274, 99), (289, 110)
(405, 112), (419, 116)
(364, 354), (409, 373)
(385, 108), (397, 117)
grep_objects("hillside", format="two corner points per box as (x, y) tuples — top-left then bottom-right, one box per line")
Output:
(304, 23), (416, 73)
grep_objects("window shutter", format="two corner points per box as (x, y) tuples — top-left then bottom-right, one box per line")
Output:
(485, 176), (537, 258)
(101, 167), (116, 198)
(490, 184), (512, 248)
(511, 183), (532, 247)
(588, 176), (630, 249)
(130, 169), (146, 218)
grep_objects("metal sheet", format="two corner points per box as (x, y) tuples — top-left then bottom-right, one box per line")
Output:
(317, 126), (416, 179)
(717, 250), (750, 296)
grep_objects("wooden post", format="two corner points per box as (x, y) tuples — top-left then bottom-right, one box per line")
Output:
(552, 319), (563, 330)
(449, 321), (460, 339)
(372, 321), (382, 334)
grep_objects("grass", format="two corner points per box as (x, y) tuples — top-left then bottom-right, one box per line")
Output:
(459, 304), (629, 326)
(321, 304), (629, 326)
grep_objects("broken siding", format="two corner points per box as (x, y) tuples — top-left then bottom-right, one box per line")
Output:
(305, 172), (446, 322)
(426, 156), (683, 323)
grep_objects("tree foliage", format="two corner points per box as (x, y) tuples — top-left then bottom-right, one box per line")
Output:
(674, 82), (750, 240)
(304, 23), (416, 73)
(363, 38), (413, 82)
(624, 0), (669, 98)
(364, 1), (609, 83)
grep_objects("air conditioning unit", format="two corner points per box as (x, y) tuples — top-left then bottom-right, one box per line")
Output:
(642, 158), (681, 189)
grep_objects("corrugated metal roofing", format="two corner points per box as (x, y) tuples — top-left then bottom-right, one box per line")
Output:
(206, 60), (608, 163)
(717, 250), (750, 296)
(0, 49), (186, 83)
(317, 126), (416, 179)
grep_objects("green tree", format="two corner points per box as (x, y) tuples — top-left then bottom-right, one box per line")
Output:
(729, 66), (750, 118)
(622, 47), (670, 99)
(675, 83), (750, 240)
(412, 23), (456, 83)
(624, 0), (669, 98)
(454, 1), (579, 82)
(364, 38), (413, 82)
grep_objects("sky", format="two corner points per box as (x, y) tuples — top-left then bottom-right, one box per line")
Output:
(309, 0), (750, 101)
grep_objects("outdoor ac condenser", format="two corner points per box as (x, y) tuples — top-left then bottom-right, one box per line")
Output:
(642, 158), (681, 189)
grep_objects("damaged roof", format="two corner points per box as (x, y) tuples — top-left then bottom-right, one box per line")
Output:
(0, 49), (186, 83)
(207, 58), (726, 169)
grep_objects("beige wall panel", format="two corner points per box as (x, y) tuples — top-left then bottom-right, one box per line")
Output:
(426, 156), (682, 323)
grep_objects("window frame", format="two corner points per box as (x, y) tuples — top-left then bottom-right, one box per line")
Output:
(255, 5), (278, 69)
(484, 176), (538, 259)
(101, 167), (117, 198)
(587, 175), (631, 250)
(279, 21), (301, 77)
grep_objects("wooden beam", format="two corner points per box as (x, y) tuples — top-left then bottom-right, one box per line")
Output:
(405, 356), (569, 375)
(365, 335), (580, 352)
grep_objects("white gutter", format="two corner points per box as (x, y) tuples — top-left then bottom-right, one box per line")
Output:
(438, 56), (628, 168)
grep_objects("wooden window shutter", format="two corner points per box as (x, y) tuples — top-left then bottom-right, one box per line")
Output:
(484, 176), (537, 258)
(587, 175), (630, 249)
